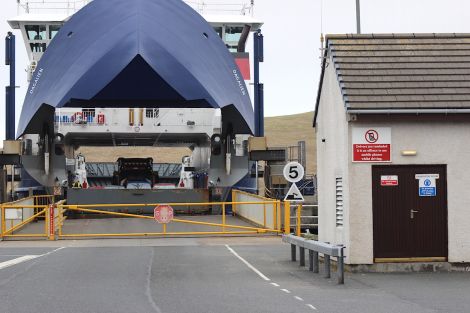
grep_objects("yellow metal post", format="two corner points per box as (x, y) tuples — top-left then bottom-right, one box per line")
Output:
(263, 203), (266, 228)
(58, 204), (63, 237)
(284, 202), (290, 234)
(273, 201), (277, 230)
(163, 223), (167, 234)
(44, 206), (48, 236)
(296, 204), (302, 237)
(232, 190), (236, 215)
(222, 203), (226, 232)
(1, 206), (5, 237)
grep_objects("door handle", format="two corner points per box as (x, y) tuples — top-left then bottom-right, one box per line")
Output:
(410, 209), (419, 219)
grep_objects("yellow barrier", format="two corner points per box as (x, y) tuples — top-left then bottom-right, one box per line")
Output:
(55, 200), (283, 239)
(232, 189), (282, 231)
(1, 202), (50, 239)
(1, 194), (294, 240)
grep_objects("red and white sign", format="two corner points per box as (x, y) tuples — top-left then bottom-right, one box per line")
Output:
(381, 175), (398, 186)
(352, 127), (391, 162)
(154, 205), (174, 224)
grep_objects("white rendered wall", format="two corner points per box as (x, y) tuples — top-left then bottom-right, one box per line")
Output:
(315, 56), (350, 260)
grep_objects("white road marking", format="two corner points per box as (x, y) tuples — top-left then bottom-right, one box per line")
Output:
(0, 247), (65, 271)
(0, 255), (41, 270)
(306, 304), (317, 310)
(225, 245), (270, 281)
(225, 245), (318, 312)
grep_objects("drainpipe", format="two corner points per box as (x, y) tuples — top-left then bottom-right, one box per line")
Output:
(253, 29), (264, 137)
(5, 32), (16, 140)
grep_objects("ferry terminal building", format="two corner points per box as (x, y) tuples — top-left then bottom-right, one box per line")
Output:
(314, 33), (470, 266)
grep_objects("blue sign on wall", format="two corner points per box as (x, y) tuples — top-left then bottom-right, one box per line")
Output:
(416, 174), (439, 197)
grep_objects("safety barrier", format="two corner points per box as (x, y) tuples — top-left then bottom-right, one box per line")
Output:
(53, 200), (289, 239)
(232, 189), (281, 230)
(291, 204), (318, 237)
(0, 196), (54, 239)
(283, 234), (345, 284)
(1, 196), (296, 240)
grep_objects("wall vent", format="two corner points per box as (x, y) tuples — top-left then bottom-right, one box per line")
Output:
(335, 177), (344, 227)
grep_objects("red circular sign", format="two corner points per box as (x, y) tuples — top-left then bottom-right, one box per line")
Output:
(365, 129), (379, 143)
(154, 205), (174, 224)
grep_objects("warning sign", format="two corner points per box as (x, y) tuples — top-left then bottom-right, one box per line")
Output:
(154, 205), (174, 224)
(381, 175), (398, 186)
(352, 128), (391, 162)
(284, 183), (304, 202)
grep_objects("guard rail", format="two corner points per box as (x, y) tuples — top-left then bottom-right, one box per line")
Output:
(282, 234), (345, 284)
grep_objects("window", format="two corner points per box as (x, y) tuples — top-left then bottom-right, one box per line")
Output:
(49, 25), (61, 39)
(335, 177), (344, 227)
(146, 108), (159, 118)
(225, 26), (243, 43)
(213, 27), (222, 38)
(25, 25), (46, 40)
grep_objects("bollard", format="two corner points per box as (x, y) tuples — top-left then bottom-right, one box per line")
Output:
(313, 251), (319, 273)
(308, 250), (313, 271)
(291, 244), (296, 261)
(324, 254), (331, 278)
(299, 247), (305, 267)
(337, 246), (345, 284)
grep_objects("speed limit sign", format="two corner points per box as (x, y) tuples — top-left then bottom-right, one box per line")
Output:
(283, 162), (305, 183)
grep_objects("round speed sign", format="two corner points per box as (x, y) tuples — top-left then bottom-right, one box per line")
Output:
(283, 162), (305, 183)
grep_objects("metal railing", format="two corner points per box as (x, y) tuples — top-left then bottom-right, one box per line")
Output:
(0, 196), (55, 239)
(1, 196), (296, 240)
(283, 234), (345, 284)
(232, 189), (281, 230)
(291, 204), (318, 233)
(54, 200), (287, 239)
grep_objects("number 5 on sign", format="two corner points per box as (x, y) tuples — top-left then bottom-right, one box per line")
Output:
(283, 162), (304, 183)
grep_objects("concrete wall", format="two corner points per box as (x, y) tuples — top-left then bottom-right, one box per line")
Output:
(348, 117), (470, 264)
(315, 56), (351, 259)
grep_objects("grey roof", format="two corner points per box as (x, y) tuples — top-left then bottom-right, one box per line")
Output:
(313, 33), (470, 125)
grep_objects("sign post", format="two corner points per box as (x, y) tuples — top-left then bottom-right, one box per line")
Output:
(283, 162), (305, 202)
(283, 162), (305, 235)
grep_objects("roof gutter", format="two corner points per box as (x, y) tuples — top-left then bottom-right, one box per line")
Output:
(347, 109), (470, 114)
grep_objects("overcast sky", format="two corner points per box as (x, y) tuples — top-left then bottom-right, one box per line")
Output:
(1, 0), (470, 141)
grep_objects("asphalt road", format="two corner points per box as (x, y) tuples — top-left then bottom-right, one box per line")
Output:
(0, 238), (469, 313)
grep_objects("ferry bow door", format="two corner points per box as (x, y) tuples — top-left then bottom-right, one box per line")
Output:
(372, 165), (448, 262)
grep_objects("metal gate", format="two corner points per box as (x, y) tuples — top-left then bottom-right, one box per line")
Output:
(1, 192), (302, 240)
